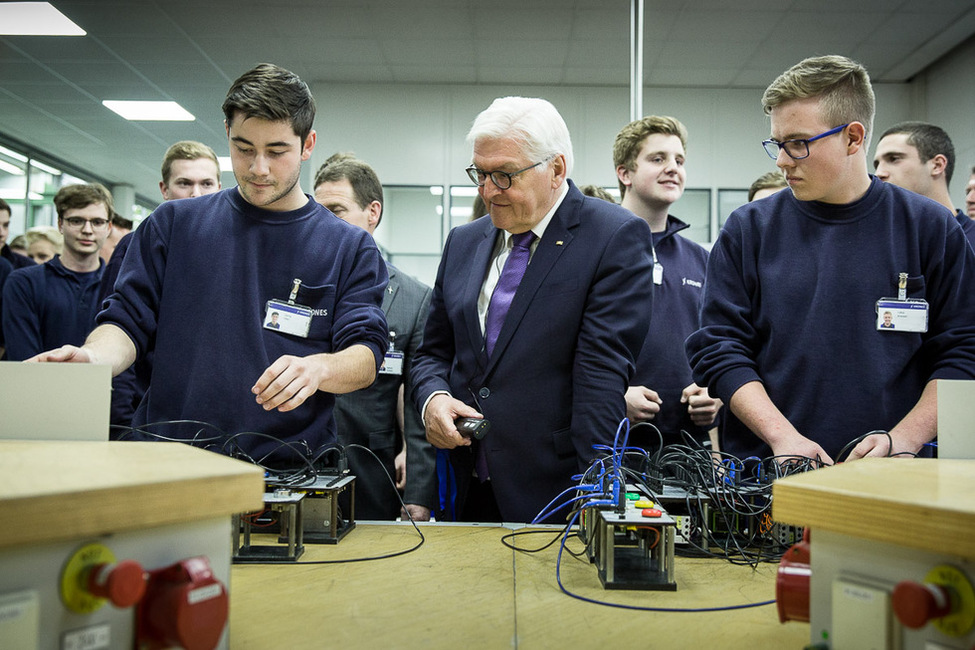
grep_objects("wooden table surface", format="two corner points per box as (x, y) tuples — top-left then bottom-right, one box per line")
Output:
(229, 523), (808, 649)
(0, 440), (264, 549)
(773, 457), (975, 560)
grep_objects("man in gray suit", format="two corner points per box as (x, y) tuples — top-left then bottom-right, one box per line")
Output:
(314, 153), (436, 521)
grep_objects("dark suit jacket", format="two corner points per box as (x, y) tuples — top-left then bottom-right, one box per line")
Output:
(411, 180), (654, 523)
(334, 262), (435, 519)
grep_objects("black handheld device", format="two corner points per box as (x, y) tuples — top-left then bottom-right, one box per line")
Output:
(455, 417), (490, 440)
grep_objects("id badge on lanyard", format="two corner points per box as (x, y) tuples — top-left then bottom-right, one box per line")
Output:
(876, 272), (928, 333)
(264, 278), (315, 338)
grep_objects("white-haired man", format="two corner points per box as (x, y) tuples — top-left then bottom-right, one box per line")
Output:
(411, 96), (655, 523)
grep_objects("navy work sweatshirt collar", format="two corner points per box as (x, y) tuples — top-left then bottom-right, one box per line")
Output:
(47, 254), (105, 282)
(793, 175), (885, 224)
(227, 187), (321, 224)
(652, 214), (691, 247)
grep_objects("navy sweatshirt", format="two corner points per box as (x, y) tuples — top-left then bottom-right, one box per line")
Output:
(97, 231), (145, 429)
(687, 177), (975, 460)
(98, 188), (389, 463)
(2, 255), (103, 360)
(630, 216), (709, 447)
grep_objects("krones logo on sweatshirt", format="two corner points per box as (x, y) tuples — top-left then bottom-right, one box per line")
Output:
(311, 309), (328, 316)
(682, 277), (702, 289)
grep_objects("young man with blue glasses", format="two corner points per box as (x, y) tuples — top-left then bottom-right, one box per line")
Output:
(687, 55), (975, 465)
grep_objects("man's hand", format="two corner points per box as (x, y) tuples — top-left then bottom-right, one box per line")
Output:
(25, 324), (134, 376)
(625, 386), (662, 422)
(729, 381), (833, 467)
(770, 432), (834, 467)
(402, 504), (431, 522)
(26, 345), (93, 364)
(846, 431), (923, 461)
(846, 381), (935, 461)
(394, 446), (407, 490)
(423, 393), (480, 449)
(252, 354), (326, 412)
(681, 383), (722, 428)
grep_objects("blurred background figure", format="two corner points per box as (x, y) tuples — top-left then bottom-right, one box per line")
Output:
(748, 170), (788, 202)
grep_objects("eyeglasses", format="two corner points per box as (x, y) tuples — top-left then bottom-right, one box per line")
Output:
(63, 217), (111, 230)
(465, 155), (553, 190)
(762, 124), (850, 161)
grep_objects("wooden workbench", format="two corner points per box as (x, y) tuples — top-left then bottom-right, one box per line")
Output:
(229, 523), (808, 648)
(773, 458), (975, 561)
(0, 440), (264, 549)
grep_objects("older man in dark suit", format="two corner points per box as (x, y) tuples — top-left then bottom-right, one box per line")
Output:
(411, 97), (655, 523)
(315, 154), (436, 521)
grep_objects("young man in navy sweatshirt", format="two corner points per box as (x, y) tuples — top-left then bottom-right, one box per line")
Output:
(613, 115), (721, 449)
(30, 64), (389, 465)
(687, 55), (975, 465)
(873, 121), (975, 248)
(3, 184), (112, 361)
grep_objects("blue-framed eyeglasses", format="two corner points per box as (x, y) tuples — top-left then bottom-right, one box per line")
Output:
(466, 155), (553, 190)
(762, 124), (850, 160)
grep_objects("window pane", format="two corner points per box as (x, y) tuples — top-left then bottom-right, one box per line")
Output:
(380, 185), (444, 287)
(718, 189), (750, 230)
(448, 186), (481, 230)
(671, 188), (711, 244)
(0, 147), (28, 238)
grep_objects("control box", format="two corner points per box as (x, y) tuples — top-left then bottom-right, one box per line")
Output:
(0, 441), (263, 650)
(773, 458), (975, 649)
(581, 492), (677, 590)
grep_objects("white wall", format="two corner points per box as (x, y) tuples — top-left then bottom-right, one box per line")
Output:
(307, 36), (975, 274)
(916, 35), (975, 204)
(310, 80), (941, 191)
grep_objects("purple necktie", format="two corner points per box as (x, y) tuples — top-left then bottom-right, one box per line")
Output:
(476, 231), (534, 483)
(484, 231), (536, 357)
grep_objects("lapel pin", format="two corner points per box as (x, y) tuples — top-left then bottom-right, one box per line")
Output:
(556, 240), (564, 246)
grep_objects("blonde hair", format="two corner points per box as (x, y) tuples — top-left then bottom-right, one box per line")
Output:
(748, 170), (788, 202)
(26, 226), (64, 253)
(762, 55), (875, 148)
(161, 141), (220, 185)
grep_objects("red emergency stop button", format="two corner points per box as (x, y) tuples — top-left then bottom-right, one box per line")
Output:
(86, 560), (147, 608)
(137, 556), (229, 650)
(892, 580), (952, 629)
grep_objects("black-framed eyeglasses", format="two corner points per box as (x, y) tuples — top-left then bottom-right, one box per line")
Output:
(63, 217), (111, 230)
(762, 123), (850, 161)
(465, 155), (553, 190)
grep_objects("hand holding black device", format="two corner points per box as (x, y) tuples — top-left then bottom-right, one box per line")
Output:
(455, 417), (490, 440)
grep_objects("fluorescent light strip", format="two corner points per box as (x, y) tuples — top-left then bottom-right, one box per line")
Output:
(0, 189), (43, 200)
(0, 160), (26, 176)
(0, 2), (86, 36)
(0, 146), (29, 163)
(102, 100), (195, 121)
(30, 160), (61, 175)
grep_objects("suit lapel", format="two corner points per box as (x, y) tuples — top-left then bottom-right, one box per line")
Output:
(465, 221), (500, 364)
(484, 183), (581, 374)
(382, 266), (398, 313)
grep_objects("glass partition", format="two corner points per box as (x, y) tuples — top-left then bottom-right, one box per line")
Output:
(377, 185), (445, 287)
(0, 133), (157, 237)
(718, 189), (750, 231)
(670, 188), (711, 244)
(0, 145), (29, 238)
